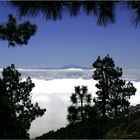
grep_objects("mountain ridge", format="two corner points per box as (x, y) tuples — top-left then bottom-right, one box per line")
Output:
(60, 64), (91, 69)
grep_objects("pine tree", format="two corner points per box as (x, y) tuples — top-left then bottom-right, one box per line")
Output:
(0, 64), (46, 138)
(0, 14), (36, 47)
(93, 55), (136, 118)
(93, 55), (122, 117)
(10, 1), (140, 27)
(67, 86), (93, 124)
(109, 79), (136, 118)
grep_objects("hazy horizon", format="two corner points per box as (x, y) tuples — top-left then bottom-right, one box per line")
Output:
(1, 64), (140, 69)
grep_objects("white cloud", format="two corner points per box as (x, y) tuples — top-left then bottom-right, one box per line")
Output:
(28, 78), (140, 138)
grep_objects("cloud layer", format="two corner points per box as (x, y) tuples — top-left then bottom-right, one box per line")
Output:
(29, 78), (140, 138)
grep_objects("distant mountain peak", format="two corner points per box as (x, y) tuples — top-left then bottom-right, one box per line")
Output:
(61, 64), (90, 69)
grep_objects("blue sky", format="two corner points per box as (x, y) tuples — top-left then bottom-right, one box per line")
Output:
(0, 3), (140, 69)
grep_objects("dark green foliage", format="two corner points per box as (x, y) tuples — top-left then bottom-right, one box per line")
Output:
(0, 64), (46, 138)
(106, 109), (140, 139)
(129, 104), (140, 114)
(9, 1), (117, 26)
(93, 55), (136, 118)
(11, 1), (64, 20)
(109, 80), (136, 118)
(36, 121), (99, 139)
(93, 55), (122, 117)
(67, 86), (95, 124)
(37, 110), (140, 139)
(36, 116), (122, 139)
(0, 14), (36, 47)
(10, 1), (140, 27)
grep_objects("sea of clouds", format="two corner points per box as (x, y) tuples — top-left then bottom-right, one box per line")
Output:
(1, 68), (137, 138)
(28, 77), (140, 138)
(0, 67), (139, 138)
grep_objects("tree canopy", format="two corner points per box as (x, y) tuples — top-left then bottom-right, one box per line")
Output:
(67, 86), (96, 124)
(93, 55), (136, 118)
(0, 14), (37, 47)
(9, 1), (140, 27)
(0, 64), (46, 138)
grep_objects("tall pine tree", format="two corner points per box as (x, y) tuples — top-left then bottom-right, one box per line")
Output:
(93, 55), (136, 118)
(0, 64), (46, 138)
